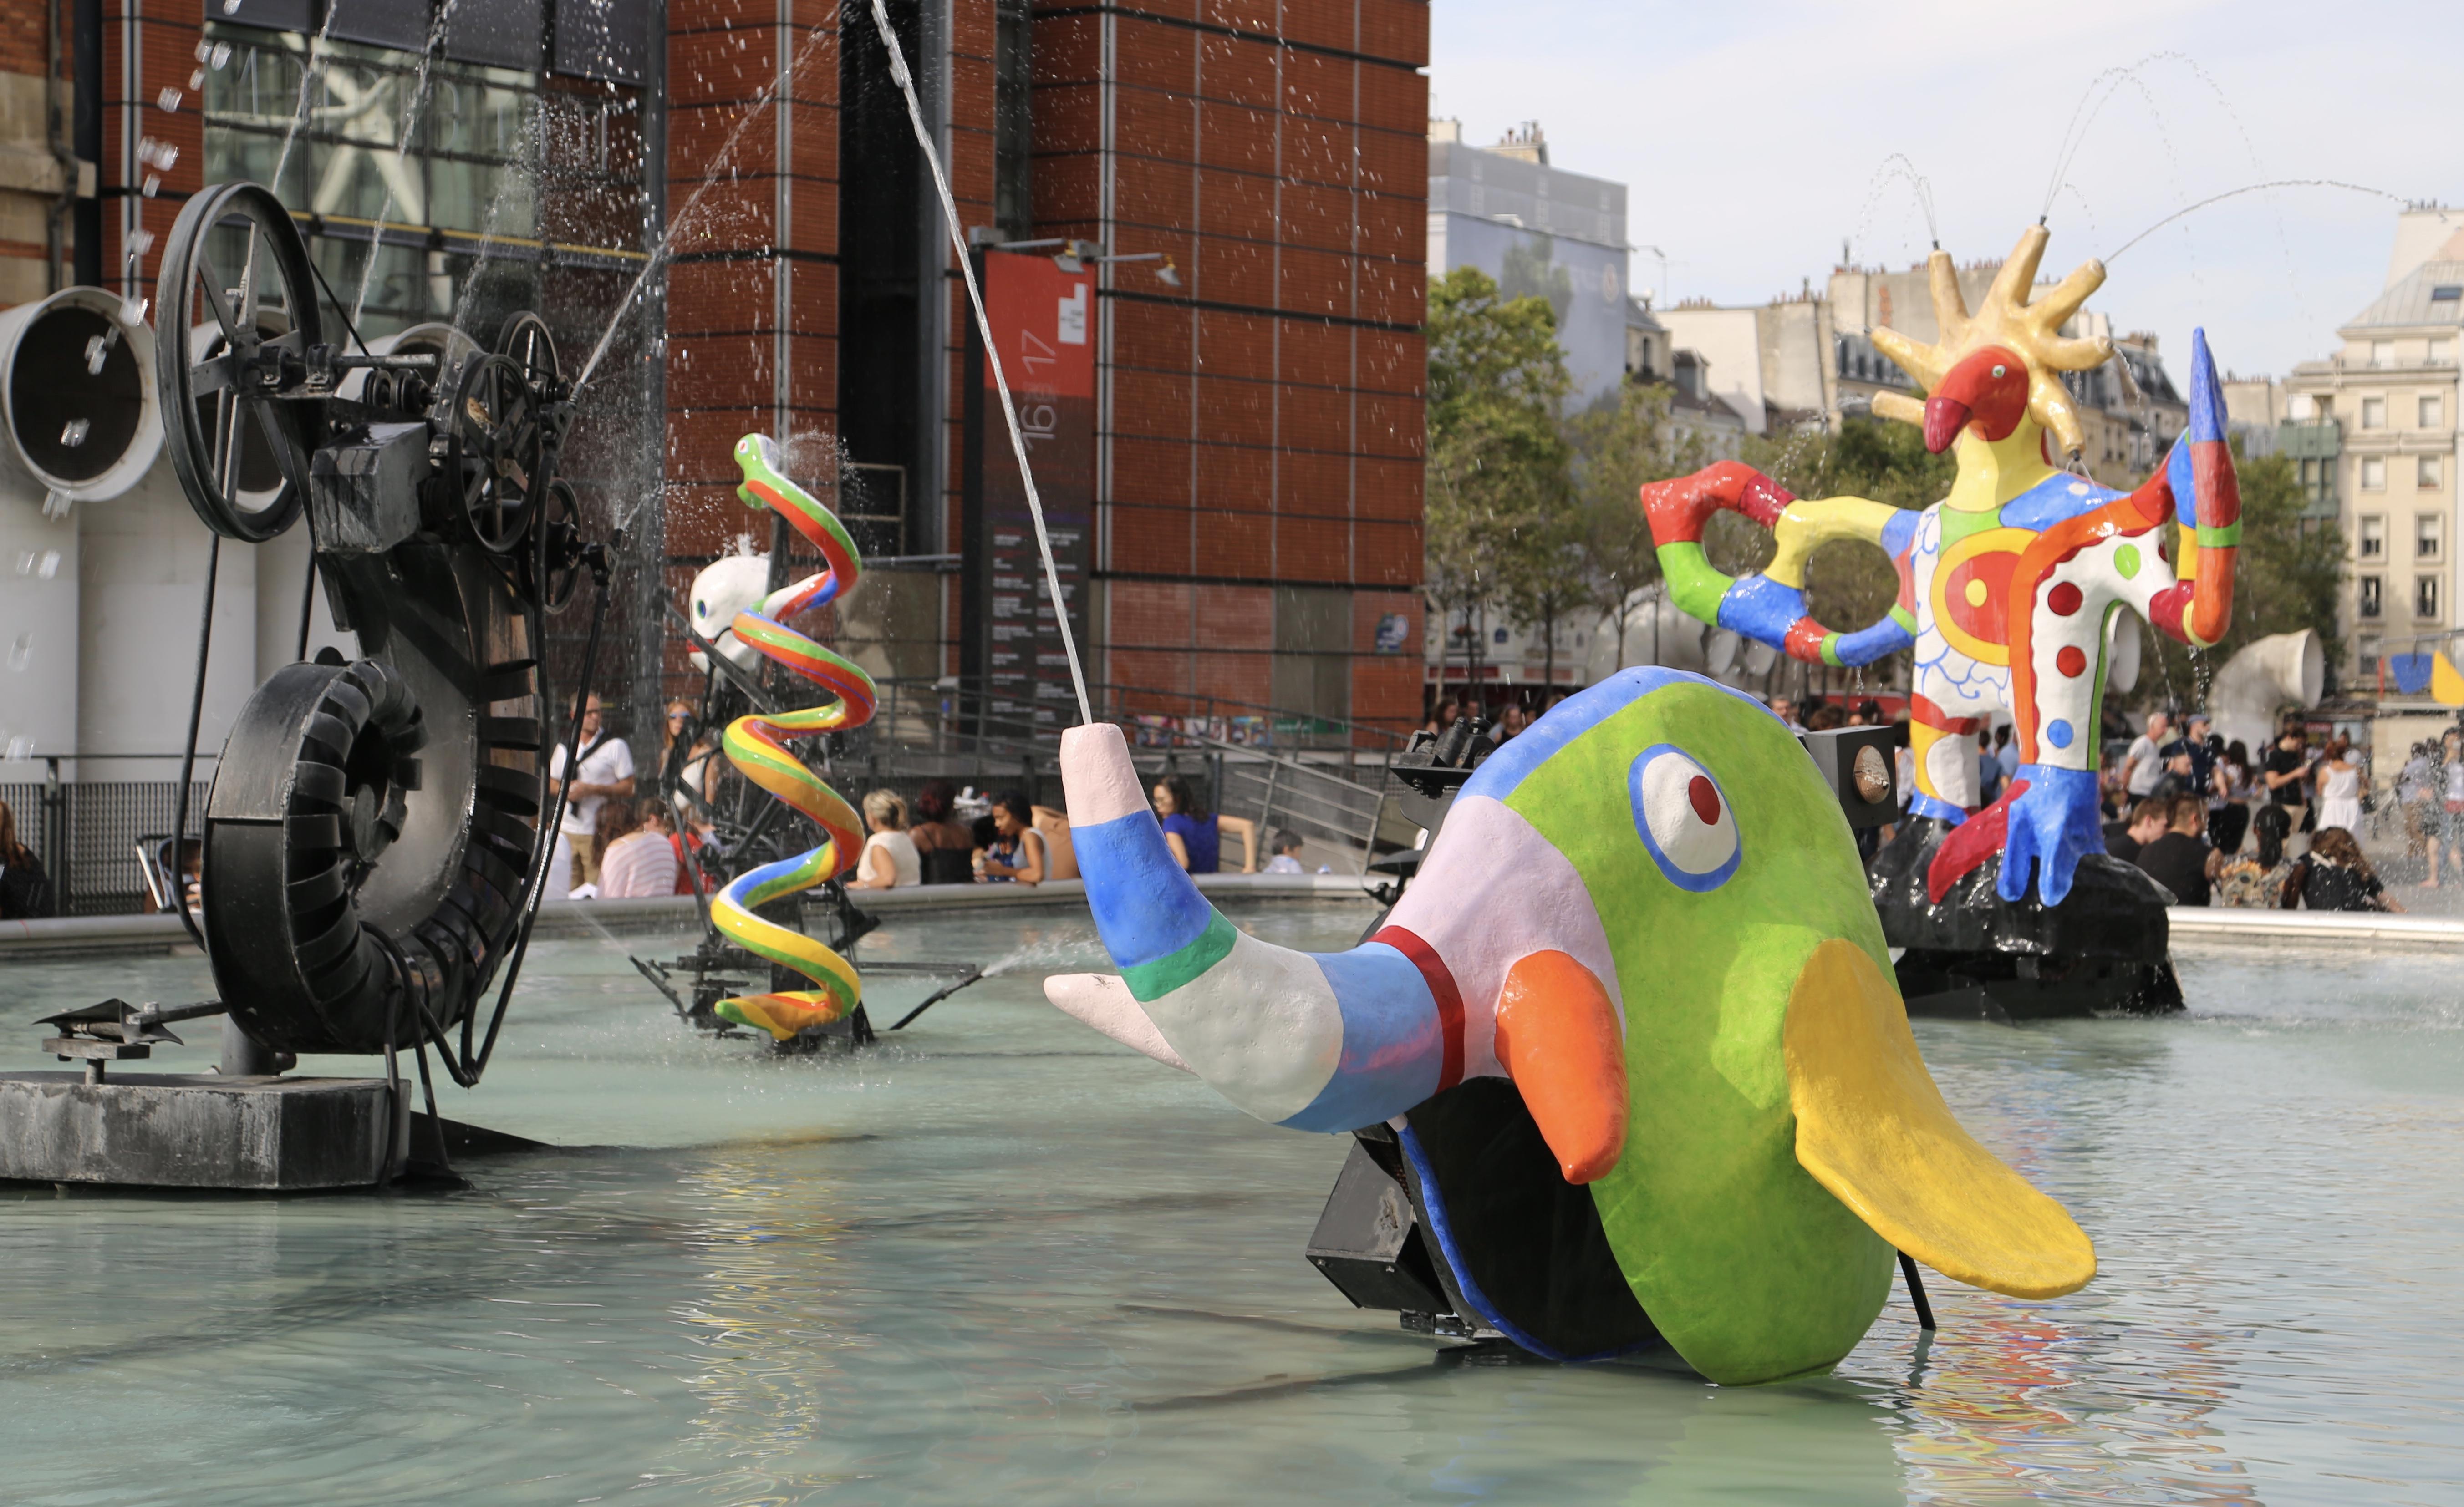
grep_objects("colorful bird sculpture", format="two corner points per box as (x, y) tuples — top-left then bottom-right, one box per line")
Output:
(1642, 226), (2240, 906)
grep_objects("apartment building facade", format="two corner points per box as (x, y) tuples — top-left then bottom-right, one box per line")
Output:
(2283, 216), (2464, 678)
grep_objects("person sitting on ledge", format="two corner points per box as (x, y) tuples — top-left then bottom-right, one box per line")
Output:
(976, 790), (1047, 886)
(849, 788), (921, 891)
(2133, 795), (2213, 907)
(1262, 827), (1308, 873)
(2215, 804), (2296, 909)
(908, 779), (977, 885)
(0, 798), (54, 920)
(2281, 827), (2404, 913)
(2103, 796), (2172, 866)
(595, 801), (680, 899)
(1150, 773), (1255, 874)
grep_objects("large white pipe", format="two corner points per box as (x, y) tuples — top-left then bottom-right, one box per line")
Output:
(2211, 630), (2326, 757)
(1582, 586), (1743, 683)
(0, 289), (162, 769)
(0, 287), (163, 506)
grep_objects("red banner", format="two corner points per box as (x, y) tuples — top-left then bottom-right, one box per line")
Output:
(976, 250), (1096, 726)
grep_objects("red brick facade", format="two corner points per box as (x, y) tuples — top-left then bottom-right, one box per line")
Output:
(1024, 0), (1428, 733)
(24, 0), (1428, 737)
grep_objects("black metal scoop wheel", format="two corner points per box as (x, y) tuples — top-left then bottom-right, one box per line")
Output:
(202, 631), (550, 1055)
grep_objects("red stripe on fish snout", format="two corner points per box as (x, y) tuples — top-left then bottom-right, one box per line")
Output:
(1373, 924), (1464, 1092)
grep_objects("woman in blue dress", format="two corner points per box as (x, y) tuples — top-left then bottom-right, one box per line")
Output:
(1150, 774), (1256, 874)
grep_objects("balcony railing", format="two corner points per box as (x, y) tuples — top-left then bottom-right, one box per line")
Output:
(2278, 418), (2342, 459)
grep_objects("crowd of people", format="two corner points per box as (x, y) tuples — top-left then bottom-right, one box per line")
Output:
(1422, 687), (2445, 916)
(2089, 712), (2428, 911)
(529, 695), (1302, 899)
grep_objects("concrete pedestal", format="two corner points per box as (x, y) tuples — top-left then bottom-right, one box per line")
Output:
(0, 1072), (402, 1190)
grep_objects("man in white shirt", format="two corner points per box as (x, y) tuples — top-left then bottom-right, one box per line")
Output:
(548, 694), (635, 888)
(2122, 710), (2171, 800)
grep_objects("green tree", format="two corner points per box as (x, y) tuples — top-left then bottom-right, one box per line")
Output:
(2143, 443), (2347, 706)
(1425, 266), (1574, 695)
(1564, 381), (1715, 669)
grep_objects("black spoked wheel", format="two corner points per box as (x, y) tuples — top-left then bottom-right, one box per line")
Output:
(153, 181), (321, 543)
(522, 476), (585, 614)
(495, 311), (559, 391)
(446, 351), (544, 554)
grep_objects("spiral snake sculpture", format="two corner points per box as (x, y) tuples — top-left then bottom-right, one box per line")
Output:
(706, 434), (878, 1040)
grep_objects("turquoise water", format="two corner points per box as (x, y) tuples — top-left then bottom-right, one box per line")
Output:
(0, 903), (2459, 1505)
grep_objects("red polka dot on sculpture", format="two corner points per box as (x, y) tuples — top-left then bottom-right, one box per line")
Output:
(2055, 644), (2087, 678)
(2048, 581), (2083, 616)
(1688, 775), (1721, 825)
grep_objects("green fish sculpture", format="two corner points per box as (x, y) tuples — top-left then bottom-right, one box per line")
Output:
(1046, 668), (2095, 1384)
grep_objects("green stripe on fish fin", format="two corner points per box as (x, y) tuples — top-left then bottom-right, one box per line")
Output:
(1122, 909), (1237, 1003)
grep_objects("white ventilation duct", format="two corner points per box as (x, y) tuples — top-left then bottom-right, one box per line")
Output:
(0, 288), (162, 765)
(1583, 586), (1714, 677)
(1, 287), (163, 507)
(2210, 630), (2326, 757)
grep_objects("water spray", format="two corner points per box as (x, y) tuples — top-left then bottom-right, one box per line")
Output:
(2105, 178), (2423, 262)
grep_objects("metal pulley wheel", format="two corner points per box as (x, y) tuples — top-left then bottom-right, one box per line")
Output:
(153, 181), (322, 542)
(523, 476), (585, 614)
(445, 351), (547, 554)
(495, 311), (559, 390)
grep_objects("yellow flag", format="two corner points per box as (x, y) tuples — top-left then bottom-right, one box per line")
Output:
(2433, 651), (2464, 706)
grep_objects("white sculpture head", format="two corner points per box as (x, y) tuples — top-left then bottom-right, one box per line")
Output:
(687, 555), (774, 671)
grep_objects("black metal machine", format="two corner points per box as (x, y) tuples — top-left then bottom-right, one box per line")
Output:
(1, 180), (602, 1189)
(159, 180), (607, 1070)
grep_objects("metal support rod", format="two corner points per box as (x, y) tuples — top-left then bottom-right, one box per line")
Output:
(1898, 1251), (1937, 1331)
(219, 1015), (280, 1077)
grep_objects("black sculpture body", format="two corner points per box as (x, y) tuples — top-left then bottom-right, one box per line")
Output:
(159, 181), (597, 1068)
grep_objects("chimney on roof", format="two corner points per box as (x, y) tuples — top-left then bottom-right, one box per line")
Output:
(1490, 121), (1548, 165)
(1428, 117), (1462, 143)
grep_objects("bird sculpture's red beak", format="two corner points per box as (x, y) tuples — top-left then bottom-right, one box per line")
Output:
(1923, 396), (1971, 454)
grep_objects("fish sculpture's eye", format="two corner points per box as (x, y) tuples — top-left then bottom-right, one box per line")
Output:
(1629, 744), (1741, 892)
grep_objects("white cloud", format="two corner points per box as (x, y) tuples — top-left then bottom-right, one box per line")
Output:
(1430, 0), (2464, 376)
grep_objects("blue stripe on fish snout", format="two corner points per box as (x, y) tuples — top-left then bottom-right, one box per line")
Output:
(1278, 943), (1444, 1133)
(1074, 809), (1216, 968)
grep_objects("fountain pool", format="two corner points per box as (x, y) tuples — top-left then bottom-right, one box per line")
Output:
(0, 899), (2459, 1504)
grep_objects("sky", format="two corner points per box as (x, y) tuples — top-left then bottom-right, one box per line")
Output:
(1426, 0), (2464, 380)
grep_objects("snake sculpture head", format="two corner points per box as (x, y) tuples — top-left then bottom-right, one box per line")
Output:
(1046, 669), (2094, 1383)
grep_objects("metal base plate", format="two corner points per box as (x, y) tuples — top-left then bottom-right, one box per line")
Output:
(0, 1072), (402, 1190)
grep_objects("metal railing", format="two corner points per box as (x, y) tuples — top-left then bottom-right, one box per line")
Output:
(1, 679), (1405, 917)
(829, 678), (1402, 872)
(0, 779), (209, 918)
